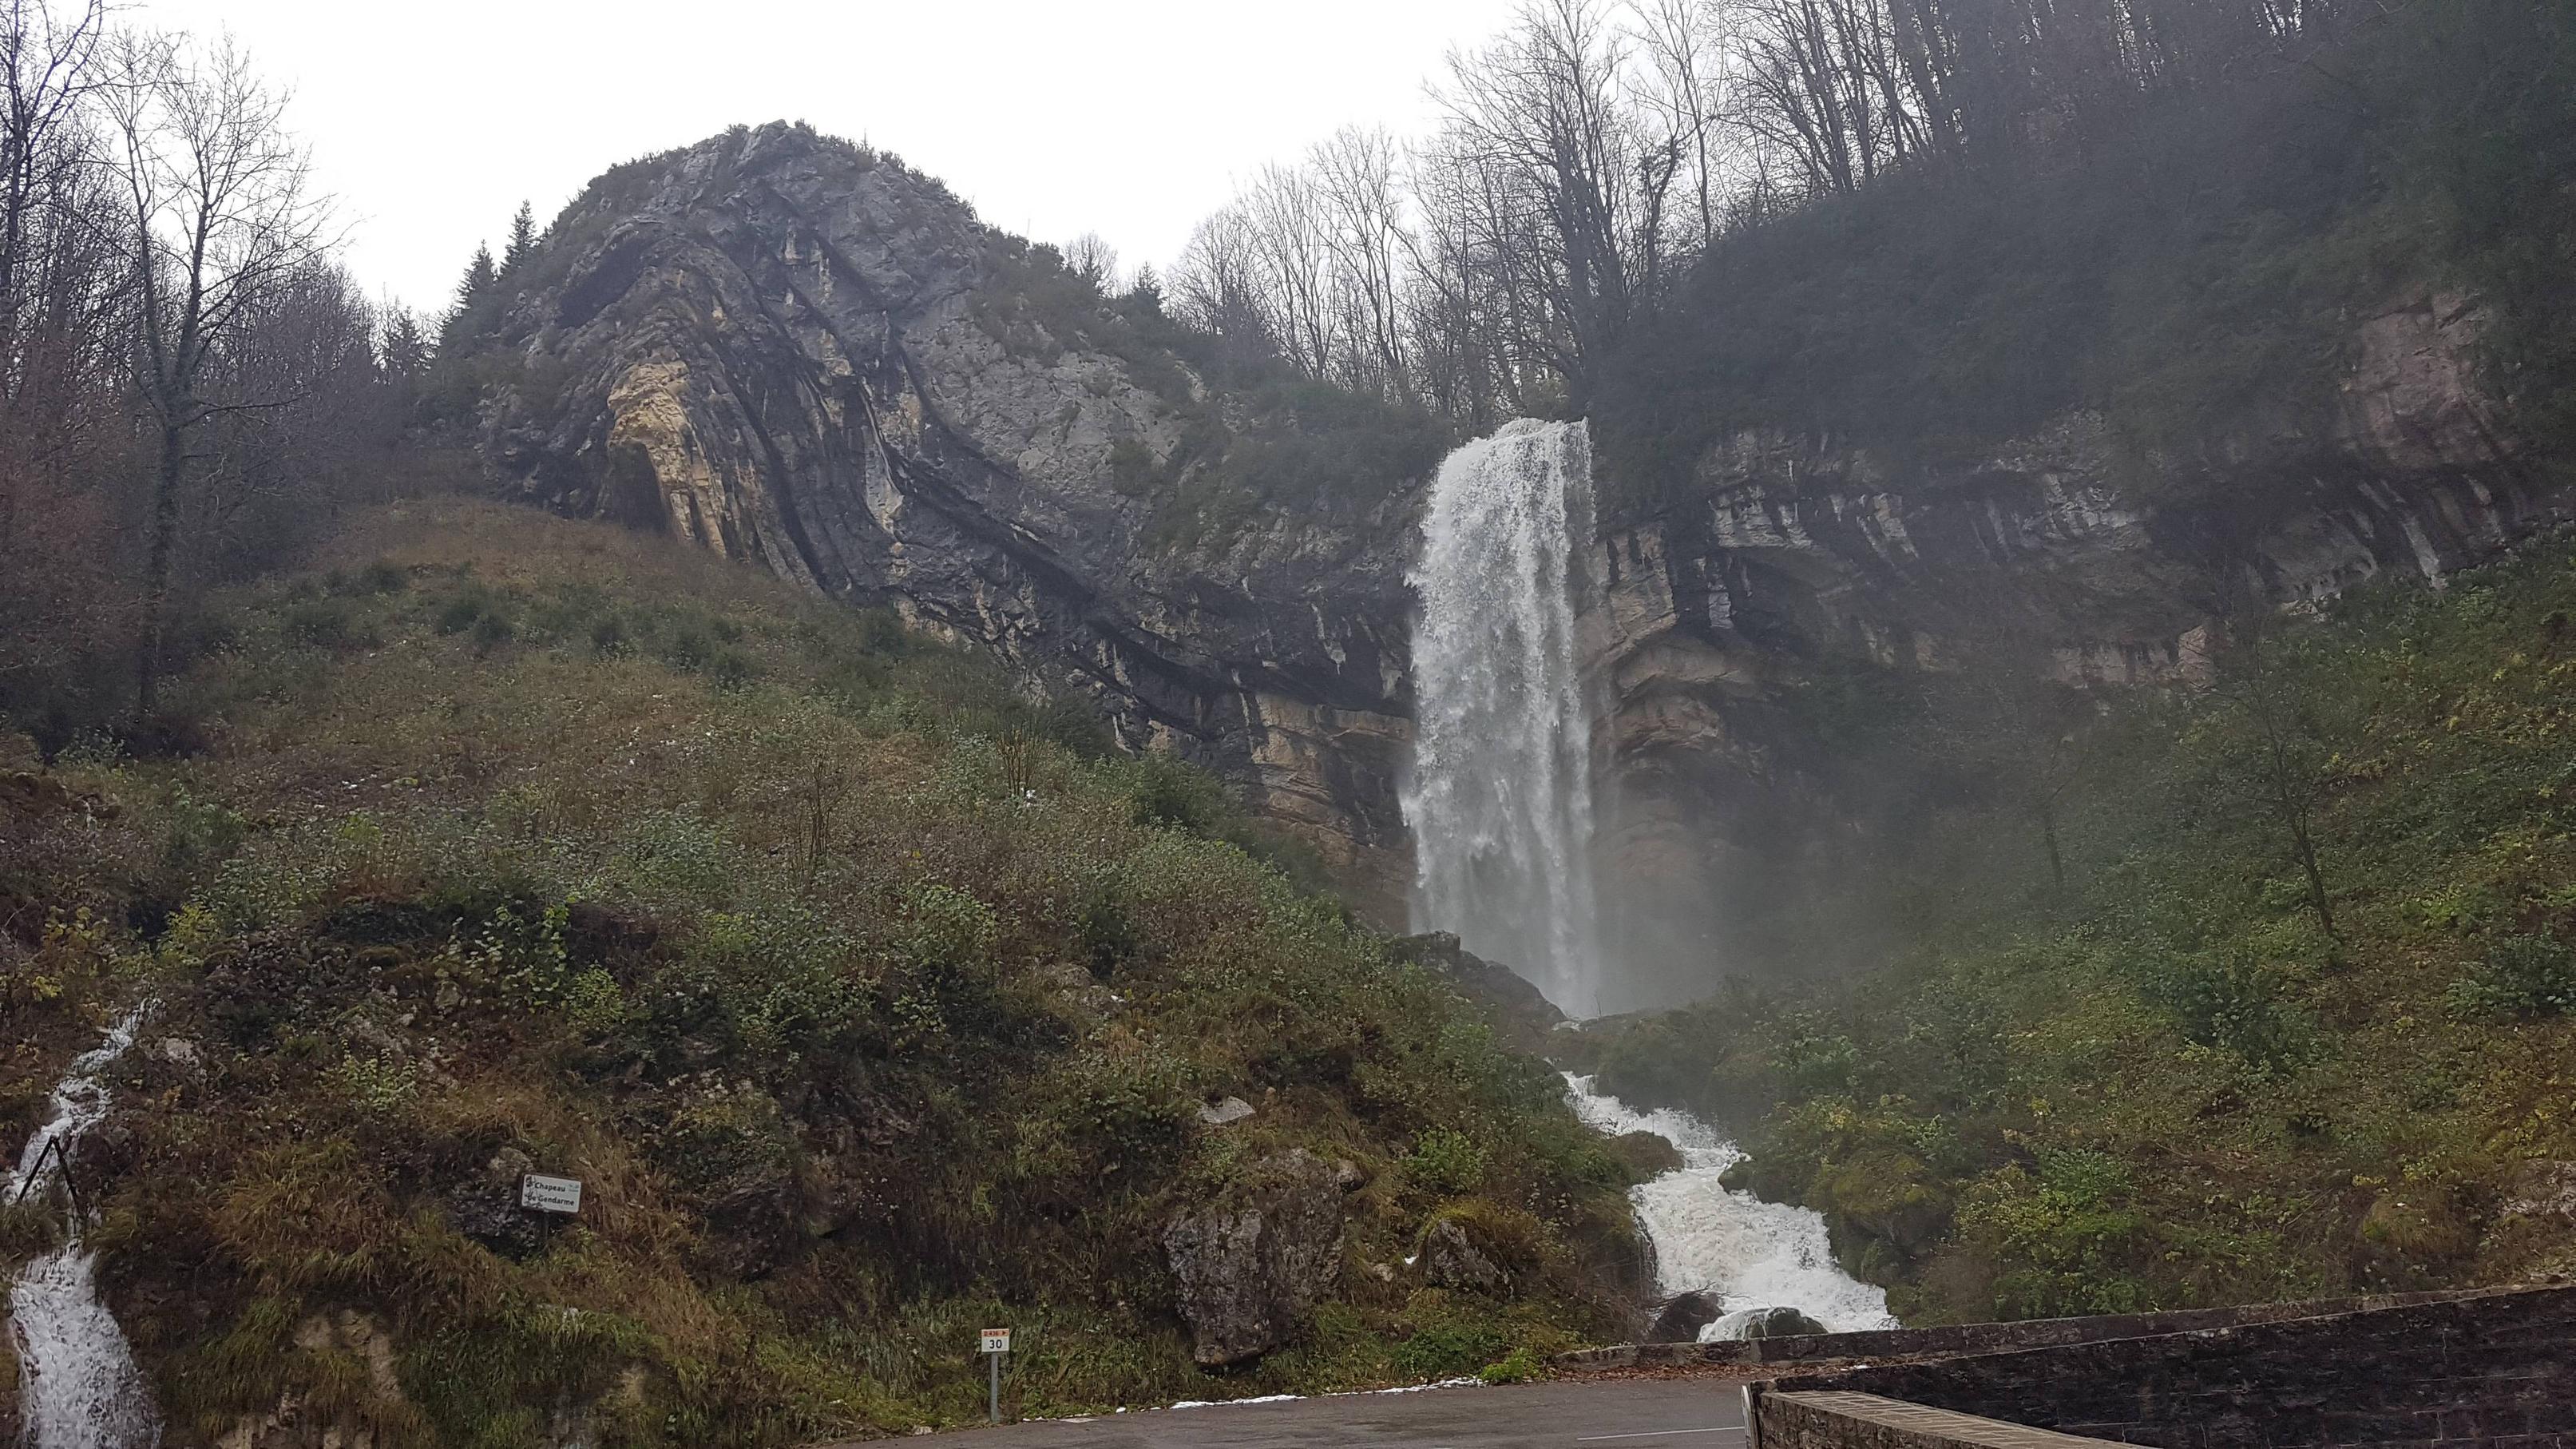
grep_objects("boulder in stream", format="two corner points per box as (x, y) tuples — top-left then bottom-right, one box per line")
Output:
(1647, 1291), (1724, 1344)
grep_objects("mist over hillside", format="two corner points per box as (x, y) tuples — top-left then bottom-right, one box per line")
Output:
(2, 0), (2575, 1441)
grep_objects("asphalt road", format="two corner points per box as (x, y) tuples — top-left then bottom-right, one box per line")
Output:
(937, 1378), (1748, 1448)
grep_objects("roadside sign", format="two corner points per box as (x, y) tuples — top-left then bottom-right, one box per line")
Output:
(981, 1328), (1013, 1424)
(521, 1174), (583, 1214)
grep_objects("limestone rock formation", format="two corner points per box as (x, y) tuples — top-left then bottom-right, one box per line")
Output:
(1196, 1096), (1256, 1127)
(1421, 1217), (1514, 1295)
(1162, 1148), (1346, 1366)
(472, 122), (1419, 917)
(1578, 292), (2570, 1006)
(476, 126), (2570, 1009)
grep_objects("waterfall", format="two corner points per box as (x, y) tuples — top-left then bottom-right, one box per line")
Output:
(1401, 419), (1606, 1017)
(6, 1006), (161, 1449)
(1564, 1074), (1895, 1336)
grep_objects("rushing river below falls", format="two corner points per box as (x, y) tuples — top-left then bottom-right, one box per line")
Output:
(1564, 1073), (1896, 1338)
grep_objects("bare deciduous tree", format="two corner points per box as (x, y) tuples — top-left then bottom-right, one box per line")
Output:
(1434, 0), (1686, 407)
(105, 30), (332, 714)
(1630, 0), (1730, 251)
(1169, 200), (1277, 362)
(1312, 125), (1416, 401)
(0, 0), (125, 684)
(1064, 230), (1120, 295)
(1159, 0), (2348, 427)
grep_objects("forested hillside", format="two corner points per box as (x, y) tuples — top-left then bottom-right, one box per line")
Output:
(1163, 0), (2575, 473)
(1597, 0), (2576, 513)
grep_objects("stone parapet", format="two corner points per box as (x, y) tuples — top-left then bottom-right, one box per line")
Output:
(1753, 1391), (2126, 1449)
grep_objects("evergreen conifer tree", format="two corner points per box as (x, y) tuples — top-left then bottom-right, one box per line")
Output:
(502, 201), (537, 272)
(381, 308), (430, 376)
(455, 244), (497, 310)
(439, 244), (500, 351)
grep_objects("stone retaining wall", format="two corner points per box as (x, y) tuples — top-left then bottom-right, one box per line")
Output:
(1763, 1284), (2576, 1447)
(1754, 1391), (2125, 1449)
(1556, 1288), (2508, 1372)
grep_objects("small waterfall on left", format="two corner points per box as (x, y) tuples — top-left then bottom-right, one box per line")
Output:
(6, 1006), (161, 1449)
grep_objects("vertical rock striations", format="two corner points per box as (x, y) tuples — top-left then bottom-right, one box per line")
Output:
(472, 122), (1422, 916)
(1578, 292), (2570, 1006)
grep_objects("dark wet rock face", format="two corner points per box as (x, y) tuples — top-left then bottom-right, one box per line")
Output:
(1396, 932), (1567, 1052)
(1162, 1149), (1345, 1366)
(1581, 294), (2573, 1007)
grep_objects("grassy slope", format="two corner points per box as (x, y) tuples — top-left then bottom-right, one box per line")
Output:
(1591, 539), (2576, 1323)
(0, 500), (1644, 1445)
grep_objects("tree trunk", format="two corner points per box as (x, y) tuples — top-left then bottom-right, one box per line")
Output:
(2040, 808), (2066, 894)
(134, 415), (186, 718)
(2289, 810), (2336, 939)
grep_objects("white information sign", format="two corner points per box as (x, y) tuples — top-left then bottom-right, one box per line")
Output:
(981, 1328), (1012, 1355)
(520, 1173), (584, 1215)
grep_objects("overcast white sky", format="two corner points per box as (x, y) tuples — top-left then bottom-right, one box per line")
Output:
(166, 1), (1523, 313)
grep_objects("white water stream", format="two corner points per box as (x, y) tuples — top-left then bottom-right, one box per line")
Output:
(1401, 421), (1888, 1335)
(6, 1006), (161, 1449)
(1400, 419), (1606, 1017)
(1565, 1074), (1894, 1337)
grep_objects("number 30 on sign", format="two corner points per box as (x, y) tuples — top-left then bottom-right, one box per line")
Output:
(981, 1328), (1011, 1355)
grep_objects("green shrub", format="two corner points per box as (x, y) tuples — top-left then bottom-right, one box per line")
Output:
(434, 593), (489, 635)
(2444, 935), (2576, 1018)
(660, 625), (714, 673)
(707, 647), (758, 691)
(283, 597), (373, 649)
(1108, 438), (1158, 496)
(1403, 1127), (1488, 1195)
(2146, 956), (2313, 1076)
(1476, 1346), (1547, 1385)
(1392, 1320), (1508, 1381)
(1074, 883), (1139, 978)
(327, 1054), (422, 1116)
(1124, 753), (1227, 834)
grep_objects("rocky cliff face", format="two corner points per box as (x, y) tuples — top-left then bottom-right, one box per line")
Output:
(475, 129), (2568, 1002)
(473, 123), (1418, 916)
(1579, 291), (2570, 1006)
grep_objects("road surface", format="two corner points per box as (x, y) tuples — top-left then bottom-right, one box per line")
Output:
(937, 1378), (1747, 1447)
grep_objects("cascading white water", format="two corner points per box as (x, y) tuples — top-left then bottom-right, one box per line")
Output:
(1401, 418), (1607, 1017)
(6, 1006), (161, 1449)
(1564, 1074), (1894, 1336)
